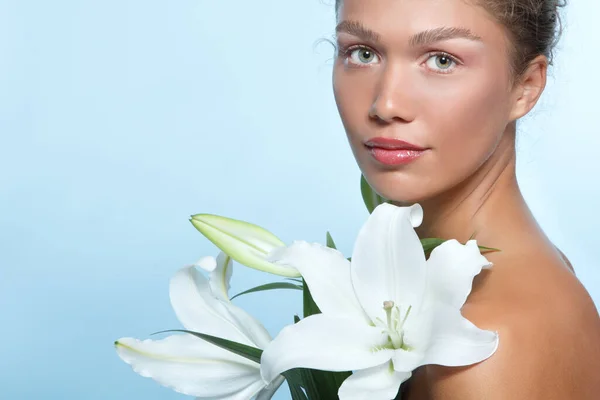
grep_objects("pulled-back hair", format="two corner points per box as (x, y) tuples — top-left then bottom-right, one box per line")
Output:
(334, 0), (566, 82)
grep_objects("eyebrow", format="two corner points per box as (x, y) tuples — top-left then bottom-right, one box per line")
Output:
(335, 20), (482, 47)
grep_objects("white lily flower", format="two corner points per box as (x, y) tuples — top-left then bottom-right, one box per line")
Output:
(190, 213), (300, 278)
(115, 252), (285, 399)
(261, 203), (499, 400)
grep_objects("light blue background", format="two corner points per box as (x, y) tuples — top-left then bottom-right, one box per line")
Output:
(1, 1), (598, 399)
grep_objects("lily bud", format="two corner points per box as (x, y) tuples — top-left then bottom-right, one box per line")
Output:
(190, 214), (301, 277)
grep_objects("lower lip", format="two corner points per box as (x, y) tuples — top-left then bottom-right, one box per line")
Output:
(368, 147), (426, 165)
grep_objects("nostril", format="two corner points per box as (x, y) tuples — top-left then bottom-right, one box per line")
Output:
(369, 113), (390, 125)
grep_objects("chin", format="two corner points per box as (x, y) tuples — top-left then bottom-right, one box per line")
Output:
(364, 173), (432, 206)
(383, 191), (429, 206)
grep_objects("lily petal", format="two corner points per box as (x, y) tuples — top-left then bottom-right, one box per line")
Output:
(190, 214), (300, 277)
(338, 361), (410, 400)
(411, 303), (499, 367)
(391, 348), (425, 373)
(267, 241), (369, 322)
(115, 334), (265, 399)
(194, 253), (273, 348)
(226, 303), (273, 350)
(208, 252), (233, 303)
(426, 239), (493, 309)
(351, 203), (426, 321)
(194, 255), (217, 272)
(169, 266), (263, 347)
(260, 314), (393, 383)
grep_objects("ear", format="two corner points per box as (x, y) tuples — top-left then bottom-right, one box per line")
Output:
(508, 55), (548, 121)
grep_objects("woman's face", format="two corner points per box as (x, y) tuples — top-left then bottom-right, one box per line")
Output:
(333, 0), (517, 204)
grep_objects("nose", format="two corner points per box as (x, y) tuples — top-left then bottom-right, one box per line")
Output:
(368, 64), (416, 124)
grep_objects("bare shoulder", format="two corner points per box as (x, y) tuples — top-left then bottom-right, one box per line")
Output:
(407, 249), (600, 400)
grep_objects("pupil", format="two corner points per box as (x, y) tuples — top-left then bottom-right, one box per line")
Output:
(361, 50), (371, 60)
(439, 56), (448, 65)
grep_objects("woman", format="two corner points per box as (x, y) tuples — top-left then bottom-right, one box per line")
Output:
(333, 0), (600, 398)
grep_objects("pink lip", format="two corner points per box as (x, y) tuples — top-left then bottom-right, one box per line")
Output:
(364, 137), (428, 166)
(364, 137), (426, 151)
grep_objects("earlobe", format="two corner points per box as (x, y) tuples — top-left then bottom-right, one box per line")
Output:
(508, 55), (548, 120)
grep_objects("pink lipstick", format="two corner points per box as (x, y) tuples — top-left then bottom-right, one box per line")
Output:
(364, 137), (427, 166)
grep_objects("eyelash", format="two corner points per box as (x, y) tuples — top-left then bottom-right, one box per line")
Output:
(337, 44), (461, 74)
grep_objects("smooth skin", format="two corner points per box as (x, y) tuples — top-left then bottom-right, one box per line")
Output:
(333, 0), (600, 398)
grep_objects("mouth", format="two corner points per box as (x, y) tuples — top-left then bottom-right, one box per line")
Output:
(364, 137), (427, 151)
(364, 137), (428, 166)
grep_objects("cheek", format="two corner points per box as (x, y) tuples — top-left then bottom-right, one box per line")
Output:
(332, 64), (373, 146)
(423, 72), (511, 178)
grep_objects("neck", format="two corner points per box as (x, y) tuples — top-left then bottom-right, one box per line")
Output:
(395, 124), (544, 251)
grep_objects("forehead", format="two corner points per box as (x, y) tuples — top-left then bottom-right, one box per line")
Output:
(337, 0), (507, 49)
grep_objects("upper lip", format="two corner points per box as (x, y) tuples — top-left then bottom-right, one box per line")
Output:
(364, 137), (427, 151)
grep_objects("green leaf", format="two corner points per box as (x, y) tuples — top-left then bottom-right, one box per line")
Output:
(331, 369), (352, 393)
(478, 245), (501, 253)
(283, 369), (311, 400)
(360, 174), (387, 213)
(283, 367), (349, 400)
(420, 237), (501, 257)
(420, 238), (446, 256)
(230, 282), (303, 300)
(153, 329), (262, 364)
(311, 369), (350, 399)
(294, 314), (301, 323)
(283, 368), (322, 400)
(302, 277), (321, 318)
(286, 379), (309, 400)
(326, 231), (337, 250)
(286, 277), (304, 283)
(465, 231), (500, 253)
(299, 369), (322, 399)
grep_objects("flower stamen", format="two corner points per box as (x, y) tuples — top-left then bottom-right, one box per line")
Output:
(399, 305), (412, 330)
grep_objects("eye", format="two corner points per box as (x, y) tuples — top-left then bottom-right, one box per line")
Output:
(346, 46), (380, 66)
(425, 52), (459, 73)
